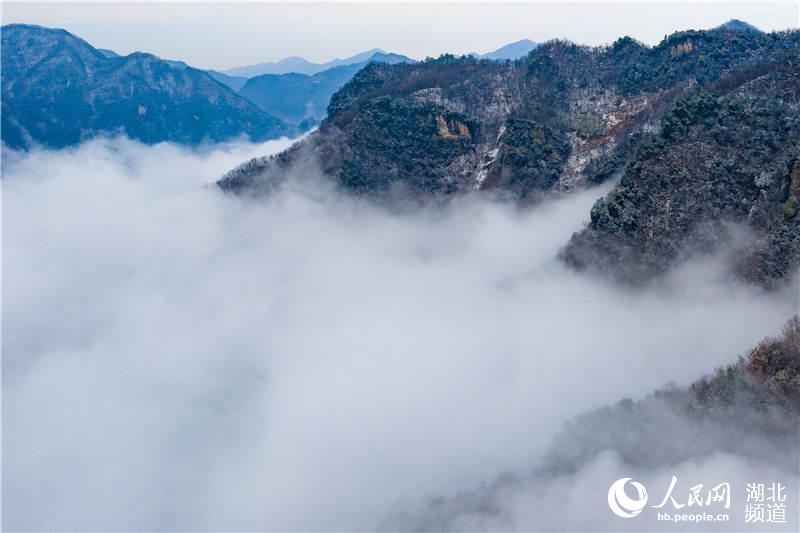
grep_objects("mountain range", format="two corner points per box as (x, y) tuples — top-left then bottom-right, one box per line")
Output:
(0, 25), (409, 147)
(1, 25), (543, 148)
(1, 24), (288, 149)
(223, 48), (399, 77)
(219, 20), (800, 290)
(4, 16), (798, 530)
(238, 52), (413, 127)
(222, 40), (537, 78)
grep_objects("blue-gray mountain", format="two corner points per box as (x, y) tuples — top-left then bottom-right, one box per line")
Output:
(716, 18), (763, 33)
(223, 39), (536, 79)
(1, 24), (289, 149)
(219, 22), (800, 289)
(238, 52), (414, 128)
(223, 48), (401, 77)
(468, 38), (537, 60)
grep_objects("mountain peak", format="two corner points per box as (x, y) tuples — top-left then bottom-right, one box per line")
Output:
(224, 48), (396, 78)
(715, 19), (762, 33)
(472, 39), (537, 61)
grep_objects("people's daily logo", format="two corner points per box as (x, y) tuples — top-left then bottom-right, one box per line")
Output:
(607, 476), (787, 524)
(607, 478), (648, 518)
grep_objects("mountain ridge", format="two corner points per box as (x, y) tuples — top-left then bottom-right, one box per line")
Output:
(390, 314), (800, 530)
(219, 24), (800, 288)
(1, 24), (290, 149)
(237, 51), (415, 128)
(469, 38), (537, 60)
(224, 47), (396, 77)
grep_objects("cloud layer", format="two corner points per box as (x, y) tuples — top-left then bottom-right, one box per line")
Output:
(3, 137), (796, 530)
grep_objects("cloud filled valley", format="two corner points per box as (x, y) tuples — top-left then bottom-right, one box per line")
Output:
(3, 137), (798, 531)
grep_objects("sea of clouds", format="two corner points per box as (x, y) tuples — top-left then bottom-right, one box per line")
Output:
(3, 136), (797, 530)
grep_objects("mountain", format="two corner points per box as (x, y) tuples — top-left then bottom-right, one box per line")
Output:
(471, 39), (537, 60)
(562, 48), (800, 288)
(97, 48), (119, 58)
(715, 18), (762, 33)
(393, 315), (800, 529)
(226, 56), (321, 77)
(219, 25), (800, 288)
(1, 24), (289, 149)
(224, 48), (403, 77)
(206, 70), (249, 91)
(238, 52), (415, 128)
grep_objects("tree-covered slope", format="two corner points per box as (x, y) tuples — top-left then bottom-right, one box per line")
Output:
(390, 316), (800, 530)
(1, 24), (289, 149)
(562, 47), (800, 288)
(220, 25), (800, 287)
(220, 27), (800, 202)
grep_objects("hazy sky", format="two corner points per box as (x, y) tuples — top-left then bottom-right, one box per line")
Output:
(3, 1), (799, 71)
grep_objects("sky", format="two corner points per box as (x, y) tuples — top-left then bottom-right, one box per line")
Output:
(2, 1), (799, 71)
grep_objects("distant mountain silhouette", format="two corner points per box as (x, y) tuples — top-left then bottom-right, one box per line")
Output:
(224, 48), (410, 77)
(1, 24), (289, 149)
(97, 48), (119, 58)
(238, 52), (415, 128)
(470, 39), (537, 60)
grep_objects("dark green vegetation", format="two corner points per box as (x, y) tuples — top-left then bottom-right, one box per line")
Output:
(491, 118), (571, 196)
(224, 24), (800, 197)
(221, 23), (800, 287)
(340, 97), (478, 194)
(563, 49), (800, 287)
(1, 24), (288, 149)
(390, 316), (800, 530)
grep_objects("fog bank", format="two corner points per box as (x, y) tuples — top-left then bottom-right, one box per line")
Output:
(2, 137), (796, 530)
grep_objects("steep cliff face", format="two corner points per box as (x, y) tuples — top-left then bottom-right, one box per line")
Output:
(562, 48), (800, 288)
(219, 28), (800, 202)
(1, 24), (289, 149)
